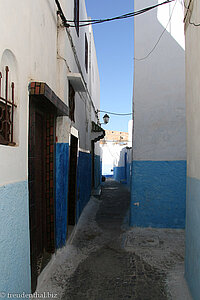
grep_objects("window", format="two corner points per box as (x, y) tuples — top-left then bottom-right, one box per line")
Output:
(74, 0), (79, 36)
(0, 66), (16, 145)
(69, 82), (75, 122)
(85, 34), (88, 73)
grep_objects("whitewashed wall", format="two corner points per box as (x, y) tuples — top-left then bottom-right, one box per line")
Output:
(58, 0), (100, 151)
(101, 142), (127, 175)
(131, 0), (186, 229)
(0, 0), (58, 186)
(0, 0), (101, 294)
(0, 0), (101, 186)
(133, 0), (186, 161)
(184, 1), (200, 299)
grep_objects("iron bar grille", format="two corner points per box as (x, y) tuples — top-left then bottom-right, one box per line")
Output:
(0, 66), (16, 145)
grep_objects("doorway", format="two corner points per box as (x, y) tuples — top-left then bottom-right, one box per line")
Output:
(28, 97), (56, 291)
(91, 140), (95, 188)
(67, 134), (78, 233)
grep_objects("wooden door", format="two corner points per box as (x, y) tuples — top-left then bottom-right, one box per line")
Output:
(28, 97), (55, 291)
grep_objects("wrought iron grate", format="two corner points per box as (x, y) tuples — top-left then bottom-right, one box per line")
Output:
(0, 66), (16, 145)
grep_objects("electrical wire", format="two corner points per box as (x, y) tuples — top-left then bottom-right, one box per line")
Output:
(65, 0), (175, 28)
(98, 110), (132, 116)
(134, 0), (178, 61)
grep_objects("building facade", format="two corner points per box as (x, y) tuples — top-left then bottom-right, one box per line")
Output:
(100, 127), (132, 190)
(0, 0), (103, 294)
(184, 0), (200, 298)
(131, 0), (186, 228)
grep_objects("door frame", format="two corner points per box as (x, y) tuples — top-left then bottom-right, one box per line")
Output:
(67, 132), (79, 228)
(28, 96), (56, 291)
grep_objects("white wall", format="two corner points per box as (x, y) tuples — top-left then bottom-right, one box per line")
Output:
(101, 142), (127, 175)
(133, 0), (185, 161)
(157, 0), (185, 49)
(58, 0), (100, 152)
(0, 0), (101, 186)
(89, 26), (100, 111)
(0, 0), (58, 186)
(185, 0), (200, 179)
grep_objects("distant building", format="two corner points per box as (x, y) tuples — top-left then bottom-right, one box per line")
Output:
(100, 127), (132, 189)
(0, 0), (103, 294)
(131, 0), (186, 228)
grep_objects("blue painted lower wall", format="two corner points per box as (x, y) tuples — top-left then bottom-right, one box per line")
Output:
(114, 166), (125, 183)
(130, 160), (186, 228)
(185, 176), (200, 300)
(126, 162), (132, 191)
(0, 181), (31, 295)
(113, 162), (131, 190)
(55, 143), (69, 249)
(105, 174), (113, 178)
(76, 151), (92, 221)
(55, 148), (99, 246)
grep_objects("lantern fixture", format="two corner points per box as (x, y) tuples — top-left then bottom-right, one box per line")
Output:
(103, 114), (110, 124)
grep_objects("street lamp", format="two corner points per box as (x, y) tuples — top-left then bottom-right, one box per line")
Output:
(103, 114), (110, 124)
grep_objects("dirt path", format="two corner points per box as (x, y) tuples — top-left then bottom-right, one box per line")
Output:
(62, 180), (167, 300)
(37, 179), (191, 300)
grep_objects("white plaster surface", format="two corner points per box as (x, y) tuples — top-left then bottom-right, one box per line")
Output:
(185, 0), (200, 179)
(101, 143), (128, 175)
(0, 0), (101, 186)
(133, 0), (186, 161)
(128, 120), (133, 147)
(157, 0), (185, 49)
(0, 0), (101, 295)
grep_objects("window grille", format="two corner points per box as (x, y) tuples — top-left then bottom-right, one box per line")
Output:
(0, 66), (16, 145)
(69, 83), (75, 122)
(85, 34), (88, 73)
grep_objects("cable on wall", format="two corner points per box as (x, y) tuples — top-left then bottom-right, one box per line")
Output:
(134, 0), (178, 61)
(55, 0), (99, 119)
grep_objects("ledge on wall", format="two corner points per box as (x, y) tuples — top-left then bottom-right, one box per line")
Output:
(67, 73), (86, 92)
(91, 121), (105, 142)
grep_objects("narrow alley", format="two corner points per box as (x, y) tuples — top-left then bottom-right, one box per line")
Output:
(1, 1), (200, 299)
(37, 179), (190, 300)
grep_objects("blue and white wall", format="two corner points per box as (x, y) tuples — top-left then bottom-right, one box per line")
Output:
(0, 0), (101, 295)
(101, 142), (128, 178)
(55, 118), (70, 249)
(184, 0), (200, 299)
(114, 147), (132, 190)
(131, 0), (186, 228)
(113, 121), (132, 188)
